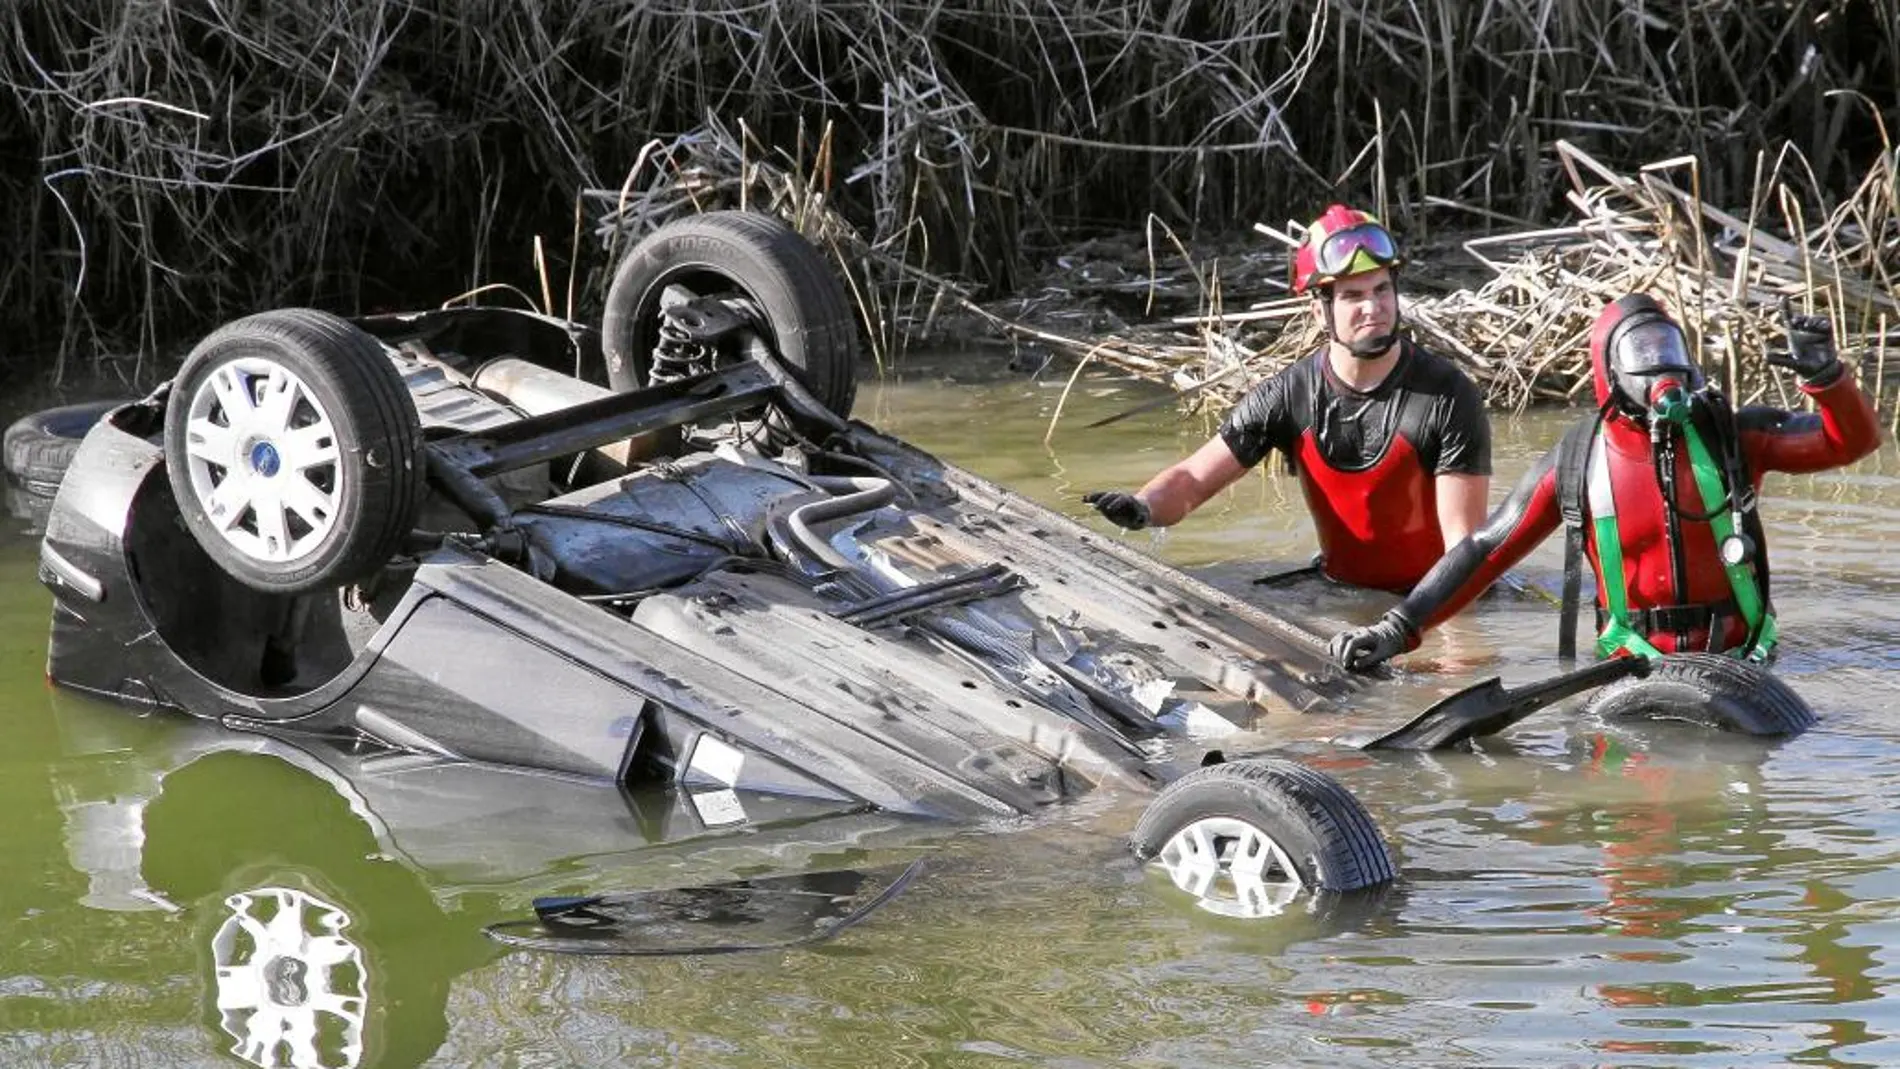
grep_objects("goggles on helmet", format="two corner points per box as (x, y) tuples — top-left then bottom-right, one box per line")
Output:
(1312, 223), (1400, 281)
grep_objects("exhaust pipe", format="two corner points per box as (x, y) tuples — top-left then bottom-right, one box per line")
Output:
(470, 358), (663, 471)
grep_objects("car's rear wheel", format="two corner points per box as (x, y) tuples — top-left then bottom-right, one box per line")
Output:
(163, 309), (424, 595)
(600, 211), (860, 419)
(1584, 652), (1815, 736)
(1130, 757), (1395, 916)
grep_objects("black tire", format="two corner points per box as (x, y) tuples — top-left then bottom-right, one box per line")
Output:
(601, 210), (859, 418)
(1583, 652), (1815, 736)
(3, 399), (129, 498)
(163, 309), (425, 595)
(1130, 758), (1395, 908)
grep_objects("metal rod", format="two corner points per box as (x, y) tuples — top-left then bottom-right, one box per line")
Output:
(433, 362), (778, 478)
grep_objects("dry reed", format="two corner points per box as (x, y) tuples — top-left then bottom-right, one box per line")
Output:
(0, 0), (1891, 389)
(981, 137), (1900, 425)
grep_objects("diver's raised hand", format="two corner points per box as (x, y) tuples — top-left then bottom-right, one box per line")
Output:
(1082, 490), (1150, 530)
(1328, 608), (1419, 672)
(1768, 298), (1844, 385)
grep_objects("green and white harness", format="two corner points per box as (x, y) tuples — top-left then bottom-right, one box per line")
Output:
(1558, 415), (1776, 662)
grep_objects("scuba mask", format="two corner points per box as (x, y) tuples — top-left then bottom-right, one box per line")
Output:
(1607, 312), (1703, 424)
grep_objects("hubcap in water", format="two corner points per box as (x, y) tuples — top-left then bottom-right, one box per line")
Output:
(1156, 816), (1304, 919)
(182, 358), (343, 564)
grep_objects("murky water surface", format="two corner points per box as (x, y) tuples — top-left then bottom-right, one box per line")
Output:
(6, 354), (1900, 1067)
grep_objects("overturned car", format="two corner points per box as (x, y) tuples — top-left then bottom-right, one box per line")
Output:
(34, 211), (1584, 919)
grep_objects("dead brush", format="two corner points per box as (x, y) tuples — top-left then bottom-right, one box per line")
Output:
(1007, 137), (1900, 435)
(0, 0), (1890, 389)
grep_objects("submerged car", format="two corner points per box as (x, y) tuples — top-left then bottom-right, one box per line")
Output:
(27, 210), (1688, 921)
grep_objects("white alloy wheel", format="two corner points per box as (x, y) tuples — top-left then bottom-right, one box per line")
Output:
(212, 886), (368, 1069)
(1154, 815), (1305, 919)
(163, 309), (424, 595)
(1130, 758), (1396, 906)
(181, 357), (343, 565)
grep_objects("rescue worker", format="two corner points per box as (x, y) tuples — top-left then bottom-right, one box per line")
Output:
(1329, 294), (1880, 670)
(1082, 204), (1492, 593)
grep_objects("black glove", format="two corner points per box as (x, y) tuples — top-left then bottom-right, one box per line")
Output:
(1767, 299), (1844, 386)
(1328, 608), (1418, 672)
(1082, 490), (1150, 530)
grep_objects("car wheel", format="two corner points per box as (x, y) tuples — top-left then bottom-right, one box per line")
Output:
(163, 309), (425, 595)
(1130, 757), (1395, 916)
(1584, 652), (1815, 736)
(3, 399), (130, 499)
(601, 210), (859, 418)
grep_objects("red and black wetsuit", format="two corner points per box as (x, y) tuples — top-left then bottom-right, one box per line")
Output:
(1395, 371), (1880, 652)
(1219, 340), (1491, 593)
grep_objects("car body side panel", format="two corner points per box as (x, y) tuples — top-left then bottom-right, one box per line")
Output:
(403, 552), (1050, 820)
(345, 595), (647, 779)
(41, 416), (404, 719)
(628, 569), (1154, 799)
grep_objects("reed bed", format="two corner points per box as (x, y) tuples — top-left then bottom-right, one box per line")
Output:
(0, 0), (1892, 389)
(973, 138), (1900, 430)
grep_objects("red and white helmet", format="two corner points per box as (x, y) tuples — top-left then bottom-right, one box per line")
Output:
(1291, 204), (1404, 296)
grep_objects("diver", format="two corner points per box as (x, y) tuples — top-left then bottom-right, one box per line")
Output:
(1329, 293), (1881, 671)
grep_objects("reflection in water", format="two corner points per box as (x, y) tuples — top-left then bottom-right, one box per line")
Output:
(483, 861), (925, 956)
(213, 887), (367, 1069)
(134, 747), (498, 1069)
(1583, 733), (1699, 942)
(1566, 729), (1889, 1056)
(1337, 716), (1900, 1064)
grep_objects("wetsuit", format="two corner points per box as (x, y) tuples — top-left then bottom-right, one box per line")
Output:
(1219, 340), (1491, 593)
(1394, 371), (1879, 654)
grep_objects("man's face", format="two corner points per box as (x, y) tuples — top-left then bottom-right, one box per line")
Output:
(1316, 267), (1398, 348)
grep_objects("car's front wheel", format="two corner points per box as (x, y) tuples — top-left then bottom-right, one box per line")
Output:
(163, 309), (425, 595)
(1130, 757), (1395, 917)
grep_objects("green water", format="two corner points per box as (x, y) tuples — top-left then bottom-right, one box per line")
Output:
(6, 357), (1900, 1067)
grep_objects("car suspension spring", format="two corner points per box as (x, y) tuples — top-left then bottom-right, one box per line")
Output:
(649, 311), (715, 385)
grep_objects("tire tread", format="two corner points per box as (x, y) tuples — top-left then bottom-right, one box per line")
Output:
(163, 309), (423, 593)
(3, 400), (128, 498)
(601, 210), (860, 418)
(1585, 652), (1814, 735)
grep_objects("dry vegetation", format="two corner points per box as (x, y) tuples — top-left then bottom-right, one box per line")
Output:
(949, 137), (1900, 430)
(0, 0), (1893, 404)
